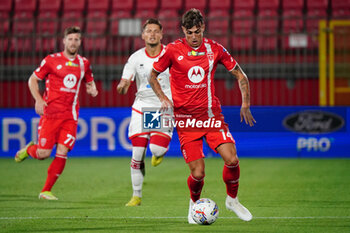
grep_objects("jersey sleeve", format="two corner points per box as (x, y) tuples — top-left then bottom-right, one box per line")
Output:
(121, 53), (137, 81)
(217, 44), (237, 72)
(33, 55), (51, 80)
(83, 58), (94, 83)
(153, 44), (172, 73)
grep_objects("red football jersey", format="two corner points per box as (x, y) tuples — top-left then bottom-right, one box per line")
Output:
(153, 38), (237, 118)
(34, 52), (94, 120)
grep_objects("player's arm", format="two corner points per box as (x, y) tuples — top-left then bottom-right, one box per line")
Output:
(85, 80), (98, 97)
(117, 77), (132, 95)
(231, 64), (256, 126)
(28, 73), (47, 116)
(149, 69), (173, 111)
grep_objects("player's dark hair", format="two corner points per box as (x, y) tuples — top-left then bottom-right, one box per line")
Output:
(143, 18), (163, 31)
(181, 8), (204, 29)
(64, 26), (81, 37)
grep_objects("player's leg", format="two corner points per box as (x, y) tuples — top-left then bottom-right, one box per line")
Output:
(126, 135), (148, 206)
(214, 138), (252, 221)
(39, 143), (68, 200)
(181, 139), (206, 224)
(15, 117), (53, 162)
(39, 119), (77, 200)
(149, 133), (171, 167)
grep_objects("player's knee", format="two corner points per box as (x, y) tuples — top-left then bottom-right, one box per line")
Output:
(225, 155), (239, 166)
(149, 143), (168, 157)
(192, 170), (205, 180)
(37, 149), (51, 160)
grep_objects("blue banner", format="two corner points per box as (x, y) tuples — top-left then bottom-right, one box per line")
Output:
(1, 107), (349, 158)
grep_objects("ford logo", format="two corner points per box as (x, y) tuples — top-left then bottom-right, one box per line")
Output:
(283, 110), (344, 134)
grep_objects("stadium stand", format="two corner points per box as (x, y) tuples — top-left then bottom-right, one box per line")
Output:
(256, 0), (279, 50)
(1, 0), (350, 107)
(231, 0), (255, 50)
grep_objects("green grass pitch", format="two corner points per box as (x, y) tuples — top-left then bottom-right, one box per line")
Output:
(0, 157), (350, 232)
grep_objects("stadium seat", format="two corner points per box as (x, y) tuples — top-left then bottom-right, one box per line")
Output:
(231, 35), (253, 50)
(36, 11), (59, 52)
(233, 0), (255, 11)
(134, 10), (157, 20)
(111, 0), (133, 12)
(38, 0), (61, 12)
(136, 0), (158, 11)
(158, 10), (180, 35)
(207, 10), (230, 34)
(85, 11), (108, 51)
(184, 0), (207, 13)
(306, 0), (328, 48)
(332, 0), (350, 18)
(160, 0), (182, 10)
(208, 0), (231, 11)
(61, 11), (84, 31)
(281, 0), (304, 49)
(0, 11), (10, 35)
(87, 0), (109, 12)
(211, 35), (229, 49)
(256, 0), (279, 50)
(14, 0), (37, 12)
(62, 0), (85, 11)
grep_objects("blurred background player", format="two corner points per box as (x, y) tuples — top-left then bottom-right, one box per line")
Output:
(14, 26), (98, 200)
(149, 9), (256, 223)
(117, 19), (173, 207)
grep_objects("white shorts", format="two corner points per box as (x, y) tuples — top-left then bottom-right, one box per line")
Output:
(128, 98), (173, 139)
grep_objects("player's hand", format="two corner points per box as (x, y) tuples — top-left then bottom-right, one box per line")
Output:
(35, 98), (47, 116)
(160, 96), (173, 112)
(86, 85), (98, 97)
(240, 106), (256, 127)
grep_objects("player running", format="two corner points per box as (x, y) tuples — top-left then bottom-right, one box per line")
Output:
(117, 19), (173, 207)
(14, 26), (98, 200)
(149, 9), (256, 223)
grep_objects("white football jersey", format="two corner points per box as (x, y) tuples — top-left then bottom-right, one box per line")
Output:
(122, 45), (171, 110)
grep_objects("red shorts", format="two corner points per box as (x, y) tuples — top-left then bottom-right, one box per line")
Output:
(179, 122), (235, 163)
(38, 117), (78, 150)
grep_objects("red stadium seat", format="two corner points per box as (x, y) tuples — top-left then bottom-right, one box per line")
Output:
(232, 10), (254, 34)
(257, 0), (279, 10)
(332, 0), (350, 18)
(63, 0), (85, 11)
(87, 0), (109, 11)
(14, 0), (37, 12)
(136, 0), (158, 11)
(39, 0), (61, 12)
(184, 0), (207, 13)
(233, 0), (255, 11)
(84, 37), (107, 51)
(208, 0), (231, 11)
(37, 11), (59, 34)
(61, 11), (84, 31)
(0, 0), (13, 12)
(134, 10), (157, 20)
(35, 37), (57, 52)
(211, 36), (229, 49)
(160, 0), (182, 10)
(111, 0), (133, 12)
(231, 35), (253, 50)
(207, 10), (230, 34)
(86, 12), (108, 34)
(158, 10), (180, 35)
(0, 11), (10, 35)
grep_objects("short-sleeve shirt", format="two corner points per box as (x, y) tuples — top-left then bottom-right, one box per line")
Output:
(34, 52), (94, 120)
(153, 38), (237, 118)
(122, 45), (171, 110)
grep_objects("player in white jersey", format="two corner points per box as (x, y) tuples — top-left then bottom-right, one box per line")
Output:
(117, 18), (173, 207)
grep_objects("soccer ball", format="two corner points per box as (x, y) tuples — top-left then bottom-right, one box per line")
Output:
(191, 198), (219, 225)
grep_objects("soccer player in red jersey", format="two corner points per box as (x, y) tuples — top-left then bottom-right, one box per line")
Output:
(149, 9), (256, 223)
(14, 26), (98, 200)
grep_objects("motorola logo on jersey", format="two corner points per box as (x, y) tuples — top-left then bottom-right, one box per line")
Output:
(63, 74), (77, 88)
(187, 66), (205, 83)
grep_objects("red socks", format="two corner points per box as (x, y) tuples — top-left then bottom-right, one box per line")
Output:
(41, 154), (67, 192)
(27, 144), (39, 159)
(187, 174), (204, 202)
(223, 162), (240, 198)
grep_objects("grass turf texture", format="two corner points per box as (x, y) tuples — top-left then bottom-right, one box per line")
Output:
(0, 157), (349, 233)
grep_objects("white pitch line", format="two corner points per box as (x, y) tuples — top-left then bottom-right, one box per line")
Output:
(0, 216), (349, 220)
